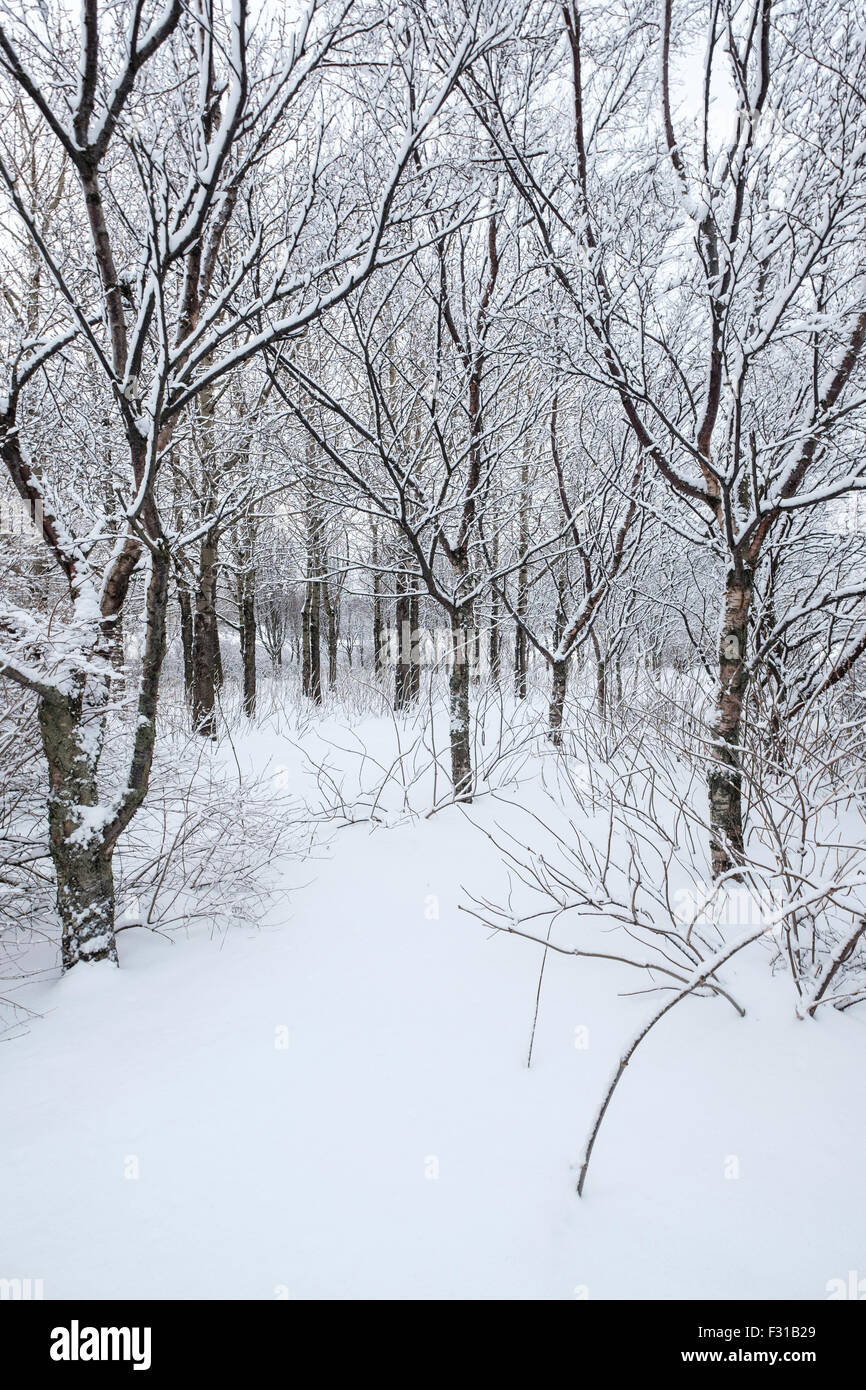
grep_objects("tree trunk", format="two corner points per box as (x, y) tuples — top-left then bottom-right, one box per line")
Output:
(548, 658), (569, 746)
(302, 480), (324, 703)
(591, 628), (606, 718)
(449, 606), (473, 800)
(408, 590), (420, 702)
(490, 597), (501, 685)
(323, 573), (338, 688)
(548, 571), (569, 742)
(238, 568), (256, 717)
(56, 838), (116, 971)
(372, 520), (386, 677)
(107, 611), (125, 676)
(708, 565), (754, 877)
(394, 567), (421, 708)
(514, 616), (528, 698)
(37, 545), (171, 970)
(192, 528), (218, 737)
(177, 581), (194, 703)
(470, 613), (481, 685)
(395, 573), (412, 709)
(38, 690), (118, 968)
(302, 573), (322, 703)
(514, 453), (530, 699)
(213, 613), (223, 691)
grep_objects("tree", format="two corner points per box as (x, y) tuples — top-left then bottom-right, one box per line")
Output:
(470, 0), (866, 872)
(0, 0), (502, 966)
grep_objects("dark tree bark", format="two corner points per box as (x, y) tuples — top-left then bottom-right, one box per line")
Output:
(371, 520), (386, 676)
(548, 574), (569, 743)
(489, 597), (501, 685)
(548, 661), (568, 747)
(708, 565), (754, 877)
(238, 567), (257, 717)
(191, 527), (219, 737)
(394, 577), (410, 709)
(590, 628), (606, 719)
(449, 605), (473, 800)
(322, 568), (339, 688)
(177, 579), (194, 703)
(302, 564), (323, 704)
(36, 545), (171, 968)
(38, 686), (118, 968)
(213, 612), (224, 691)
(408, 589), (420, 702)
(514, 458), (530, 699)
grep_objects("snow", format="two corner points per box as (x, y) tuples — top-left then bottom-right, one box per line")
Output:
(66, 803), (114, 846)
(2, 710), (864, 1300)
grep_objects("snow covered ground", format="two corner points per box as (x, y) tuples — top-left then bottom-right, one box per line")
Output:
(2, 702), (864, 1301)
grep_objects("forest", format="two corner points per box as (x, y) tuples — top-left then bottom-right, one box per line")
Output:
(1, 0), (865, 1303)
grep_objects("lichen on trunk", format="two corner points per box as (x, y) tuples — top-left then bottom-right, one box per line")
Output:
(37, 687), (118, 968)
(708, 565), (754, 878)
(548, 658), (568, 746)
(449, 606), (473, 801)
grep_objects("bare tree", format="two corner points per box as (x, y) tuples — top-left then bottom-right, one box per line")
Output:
(0, 0), (502, 966)
(470, 0), (866, 872)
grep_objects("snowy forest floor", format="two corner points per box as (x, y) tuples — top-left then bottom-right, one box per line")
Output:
(2, 684), (865, 1300)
